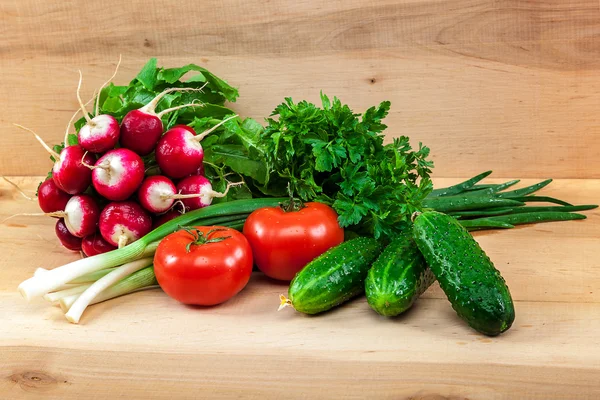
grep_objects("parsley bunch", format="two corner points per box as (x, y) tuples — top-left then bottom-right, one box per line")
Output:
(259, 93), (434, 240)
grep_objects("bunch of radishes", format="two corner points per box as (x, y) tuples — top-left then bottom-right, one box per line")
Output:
(21, 63), (240, 256)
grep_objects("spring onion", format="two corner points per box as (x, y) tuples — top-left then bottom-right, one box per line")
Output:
(59, 266), (158, 312)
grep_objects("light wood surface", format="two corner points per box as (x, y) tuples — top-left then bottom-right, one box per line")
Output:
(1, 0), (599, 178)
(1, 177), (599, 399)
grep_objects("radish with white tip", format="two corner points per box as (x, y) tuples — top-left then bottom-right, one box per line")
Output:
(84, 148), (145, 201)
(15, 124), (95, 195)
(76, 64), (121, 153)
(38, 179), (71, 213)
(120, 85), (207, 156)
(3, 194), (98, 238)
(60, 194), (100, 238)
(55, 219), (83, 251)
(155, 115), (238, 179)
(81, 233), (117, 257)
(99, 201), (152, 248)
(176, 175), (244, 211)
(137, 175), (179, 214)
(137, 175), (201, 214)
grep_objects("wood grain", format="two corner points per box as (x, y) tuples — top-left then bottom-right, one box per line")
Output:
(1, 177), (599, 399)
(0, 1), (599, 178)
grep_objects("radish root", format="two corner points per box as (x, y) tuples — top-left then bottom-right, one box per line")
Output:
(64, 91), (96, 145)
(80, 152), (108, 171)
(156, 102), (204, 118)
(0, 176), (35, 201)
(1, 211), (66, 224)
(14, 124), (60, 160)
(95, 54), (122, 116)
(117, 235), (128, 249)
(192, 114), (238, 142)
(172, 200), (186, 214)
(166, 181), (244, 201)
(208, 180), (245, 199)
(76, 70), (94, 126)
(140, 83), (208, 115)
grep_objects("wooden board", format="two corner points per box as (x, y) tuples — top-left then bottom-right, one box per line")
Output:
(1, 177), (599, 399)
(1, 0), (600, 178)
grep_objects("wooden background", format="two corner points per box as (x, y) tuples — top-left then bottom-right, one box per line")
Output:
(1, 0), (599, 178)
(2, 1), (600, 399)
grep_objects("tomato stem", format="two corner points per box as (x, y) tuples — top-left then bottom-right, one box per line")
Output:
(280, 182), (305, 213)
(180, 226), (231, 252)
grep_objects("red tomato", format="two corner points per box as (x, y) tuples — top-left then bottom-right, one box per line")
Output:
(154, 226), (253, 306)
(243, 202), (344, 281)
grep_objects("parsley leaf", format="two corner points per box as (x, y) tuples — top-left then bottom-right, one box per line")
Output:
(258, 94), (433, 240)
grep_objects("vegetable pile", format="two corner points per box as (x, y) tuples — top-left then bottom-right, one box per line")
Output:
(13, 59), (597, 335)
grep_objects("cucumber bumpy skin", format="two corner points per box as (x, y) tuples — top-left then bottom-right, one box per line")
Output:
(365, 233), (435, 317)
(286, 237), (383, 314)
(413, 211), (515, 336)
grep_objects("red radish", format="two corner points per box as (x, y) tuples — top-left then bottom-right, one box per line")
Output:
(84, 148), (145, 201)
(61, 194), (100, 238)
(76, 70), (120, 153)
(172, 124), (195, 134)
(15, 124), (94, 195)
(3, 194), (97, 238)
(152, 209), (182, 230)
(120, 85), (207, 156)
(137, 175), (178, 214)
(155, 115), (237, 179)
(55, 219), (82, 251)
(176, 175), (243, 211)
(81, 233), (117, 257)
(99, 201), (152, 248)
(38, 179), (71, 213)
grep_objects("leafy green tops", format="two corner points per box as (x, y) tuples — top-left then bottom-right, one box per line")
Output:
(258, 94), (433, 239)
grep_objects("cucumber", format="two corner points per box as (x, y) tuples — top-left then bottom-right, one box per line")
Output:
(365, 232), (435, 317)
(412, 211), (515, 336)
(285, 237), (383, 314)
(365, 233), (435, 317)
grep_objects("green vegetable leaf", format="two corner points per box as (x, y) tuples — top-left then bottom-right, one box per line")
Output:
(101, 96), (124, 113)
(205, 144), (268, 185)
(333, 195), (370, 226)
(50, 143), (65, 163)
(66, 134), (78, 146)
(258, 94), (433, 240)
(136, 58), (158, 90)
(158, 64), (239, 102)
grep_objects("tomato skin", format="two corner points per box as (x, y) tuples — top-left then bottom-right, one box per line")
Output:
(243, 202), (344, 281)
(154, 226), (253, 306)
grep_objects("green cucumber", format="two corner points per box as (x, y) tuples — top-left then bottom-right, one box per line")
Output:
(413, 211), (515, 336)
(365, 233), (435, 317)
(285, 237), (383, 314)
